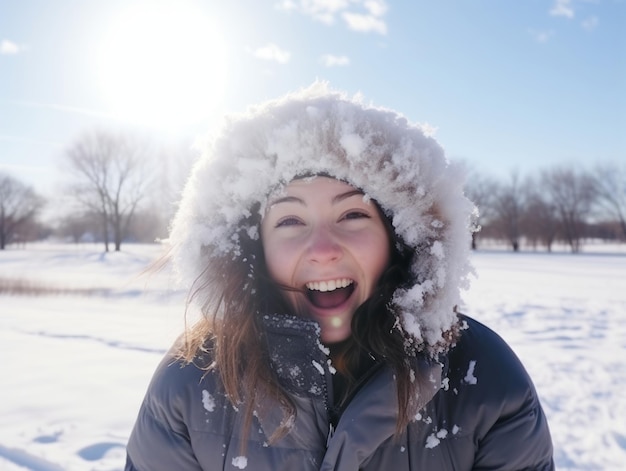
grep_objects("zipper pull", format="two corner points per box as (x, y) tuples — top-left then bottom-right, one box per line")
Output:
(326, 423), (335, 446)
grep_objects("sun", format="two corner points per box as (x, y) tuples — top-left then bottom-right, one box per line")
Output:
(97, 2), (229, 131)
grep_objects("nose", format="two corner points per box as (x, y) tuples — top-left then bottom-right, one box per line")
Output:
(306, 226), (342, 264)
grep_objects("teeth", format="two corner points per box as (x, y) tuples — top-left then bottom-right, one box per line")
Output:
(306, 279), (353, 292)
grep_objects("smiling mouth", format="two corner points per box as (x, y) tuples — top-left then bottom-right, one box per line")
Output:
(305, 279), (355, 309)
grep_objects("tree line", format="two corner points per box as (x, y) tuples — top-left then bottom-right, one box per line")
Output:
(1, 128), (624, 252)
(465, 163), (626, 252)
(1, 129), (197, 251)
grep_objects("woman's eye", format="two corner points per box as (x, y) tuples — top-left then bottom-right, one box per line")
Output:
(342, 211), (370, 221)
(275, 217), (303, 228)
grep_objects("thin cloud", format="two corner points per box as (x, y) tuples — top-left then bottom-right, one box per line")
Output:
(13, 100), (118, 120)
(342, 12), (387, 34)
(1, 39), (25, 55)
(529, 29), (555, 43)
(550, 0), (575, 19)
(275, 0), (348, 24)
(252, 43), (291, 64)
(0, 163), (58, 174)
(581, 16), (599, 31)
(364, 0), (387, 17)
(320, 54), (350, 67)
(0, 133), (64, 148)
(276, 0), (388, 35)
(0, 134), (31, 142)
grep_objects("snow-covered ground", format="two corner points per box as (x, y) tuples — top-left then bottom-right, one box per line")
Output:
(1, 242), (625, 470)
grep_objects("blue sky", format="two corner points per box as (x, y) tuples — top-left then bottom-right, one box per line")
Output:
(1, 0), (624, 196)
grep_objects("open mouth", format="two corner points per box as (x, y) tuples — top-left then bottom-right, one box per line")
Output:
(305, 279), (355, 309)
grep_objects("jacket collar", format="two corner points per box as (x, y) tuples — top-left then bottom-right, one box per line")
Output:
(258, 312), (444, 455)
(260, 312), (444, 408)
(261, 313), (330, 398)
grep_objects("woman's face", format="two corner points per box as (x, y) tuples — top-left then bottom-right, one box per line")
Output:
(261, 176), (390, 343)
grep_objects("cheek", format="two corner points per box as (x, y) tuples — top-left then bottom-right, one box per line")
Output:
(358, 231), (391, 280)
(371, 253), (389, 281)
(262, 239), (292, 284)
(367, 251), (390, 290)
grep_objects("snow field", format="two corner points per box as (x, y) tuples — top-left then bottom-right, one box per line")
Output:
(1, 243), (625, 470)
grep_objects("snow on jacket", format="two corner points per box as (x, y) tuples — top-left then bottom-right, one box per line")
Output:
(125, 314), (554, 470)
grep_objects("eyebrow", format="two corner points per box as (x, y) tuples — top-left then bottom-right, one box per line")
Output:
(268, 189), (365, 208)
(333, 189), (365, 203)
(268, 195), (305, 206)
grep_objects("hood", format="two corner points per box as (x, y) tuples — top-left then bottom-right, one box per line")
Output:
(168, 82), (475, 353)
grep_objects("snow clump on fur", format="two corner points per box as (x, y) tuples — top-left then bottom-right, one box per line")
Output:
(168, 81), (476, 353)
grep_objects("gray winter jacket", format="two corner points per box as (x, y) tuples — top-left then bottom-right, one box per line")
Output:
(125, 314), (554, 470)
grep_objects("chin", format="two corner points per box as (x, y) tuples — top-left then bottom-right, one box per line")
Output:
(320, 325), (351, 344)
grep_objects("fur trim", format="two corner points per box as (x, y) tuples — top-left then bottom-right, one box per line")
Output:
(168, 82), (476, 352)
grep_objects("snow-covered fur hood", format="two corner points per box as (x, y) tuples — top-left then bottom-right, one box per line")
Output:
(169, 82), (475, 352)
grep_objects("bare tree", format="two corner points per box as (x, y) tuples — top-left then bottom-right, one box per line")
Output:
(464, 168), (499, 250)
(523, 179), (559, 251)
(541, 166), (597, 253)
(592, 161), (626, 240)
(491, 170), (528, 251)
(126, 206), (168, 242)
(56, 212), (100, 243)
(63, 129), (154, 251)
(0, 172), (45, 249)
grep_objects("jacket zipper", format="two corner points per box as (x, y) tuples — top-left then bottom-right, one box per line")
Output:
(325, 358), (385, 443)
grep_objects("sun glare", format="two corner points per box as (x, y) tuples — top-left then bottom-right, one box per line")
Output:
(97, 2), (229, 130)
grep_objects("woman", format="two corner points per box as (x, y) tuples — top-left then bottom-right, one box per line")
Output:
(125, 83), (554, 470)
